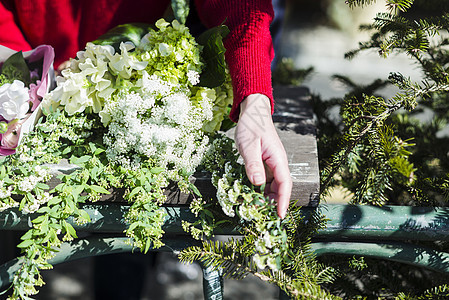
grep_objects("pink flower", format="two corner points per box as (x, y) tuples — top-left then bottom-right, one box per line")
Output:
(0, 115), (30, 156)
(27, 45), (55, 111)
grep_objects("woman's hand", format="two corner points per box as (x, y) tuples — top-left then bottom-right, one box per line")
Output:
(235, 94), (292, 218)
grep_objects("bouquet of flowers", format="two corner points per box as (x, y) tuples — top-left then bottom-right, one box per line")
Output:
(0, 17), (318, 300)
(0, 45), (54, 155)
(43, 19), (232, 175)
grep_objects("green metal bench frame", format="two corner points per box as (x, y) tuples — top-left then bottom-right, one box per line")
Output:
(2, 204), (449, 299)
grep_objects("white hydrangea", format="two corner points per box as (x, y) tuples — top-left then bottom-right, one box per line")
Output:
(46, 17), (233, 184)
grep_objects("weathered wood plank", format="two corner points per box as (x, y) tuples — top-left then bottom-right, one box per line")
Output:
(273, 86), (320, 206)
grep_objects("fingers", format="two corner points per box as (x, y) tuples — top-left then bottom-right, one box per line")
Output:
(237, 134), (266, 186)
(236, 93), (292, 219)
(264, 151), (292, 219)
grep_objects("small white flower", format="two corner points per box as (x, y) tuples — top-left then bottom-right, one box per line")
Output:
(266, 257), (279, 271)
(187, 70), (200, 86)
(263, 232), (274, 249)
(0, 186), (12, 199)
(163, 93), (190, 125)
(253, 254), (266, 270)
(18, 177), (34, 192)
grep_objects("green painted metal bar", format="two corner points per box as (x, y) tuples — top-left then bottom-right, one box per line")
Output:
(2, 204), (449, 242)
(311, 241), (449, 274)
(0, 204), (240, 235)
(314, 205), (449, 241)
(200, 263), (224, 300)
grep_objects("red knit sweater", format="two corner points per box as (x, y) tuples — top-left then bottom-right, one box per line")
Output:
(0, 0), (274, 121)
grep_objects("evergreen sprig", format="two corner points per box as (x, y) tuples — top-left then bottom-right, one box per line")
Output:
(314, 0), (449, 296)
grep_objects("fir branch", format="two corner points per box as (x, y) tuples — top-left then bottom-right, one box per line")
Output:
(179, 238), (339, 300)
(321, 99), (402, 192)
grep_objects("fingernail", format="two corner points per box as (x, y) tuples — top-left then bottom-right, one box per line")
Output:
(253, 173), (264, 185)
(280, 211), (286, 219)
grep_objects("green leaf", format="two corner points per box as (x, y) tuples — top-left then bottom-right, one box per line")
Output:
(3, 177), (13, 184)
(219, 117), (236, 132)
(71, 155), (91, 166)
(197, 25), (230, 88)
(144, 238), (152, 254)
(78, 209), (91, 223)
(92, 23), (154, 52)
(150, 167), (165, 174)
(65, 198), (76, 213)
(89, 185), (110, 194)
(128, 186), (143, 199)
(0, 51), (31, 85)
(20, 230), (33, 241)
(32, 215), (47, 224)
(36, 182), (50, 190)
(71, 185), (85, 201)
(128, 221), (140, 232)
(39, 220), (49, 235)
(90, 166), (99, 180)
(0, 165), (6, 179)
(94, 148), (105, 155)
(171, 0), (190, 24)
(88, 142), (97, 153)
(17, 239), (34, 249)
(202, 209), (214, 219)
(53, 183), (65, 193)
(189, 183), (202, 197)
(62, 146), (72, 155)
(37, 206), (50, 213)
(63, 221), (78, 238)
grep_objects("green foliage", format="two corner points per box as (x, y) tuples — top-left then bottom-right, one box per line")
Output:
(317, 0), (449, 206)
(92, 23), (154, 51)
(0, 51), (31, 86)
(179, 203), (337, 300)
(314, 0), (449, 297)
(0, 108), (171, 298)
(346, 0), (414, 13)
(320, 256), (449, 299)
(196, 25), (230, 88)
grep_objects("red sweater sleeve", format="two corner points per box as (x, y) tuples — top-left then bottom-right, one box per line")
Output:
(0, 0), (32, 51)
(194, 0), (275, 122)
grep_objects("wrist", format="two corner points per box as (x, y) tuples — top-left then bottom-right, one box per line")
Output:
(239, 94), (271, 118)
